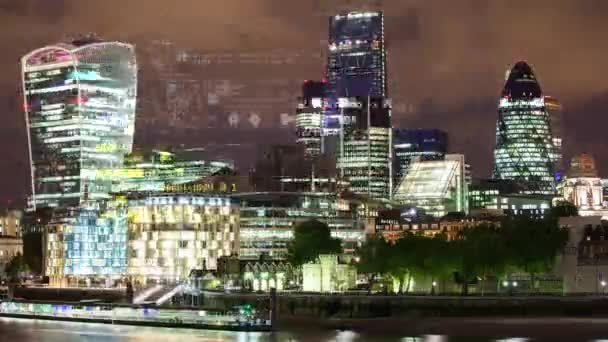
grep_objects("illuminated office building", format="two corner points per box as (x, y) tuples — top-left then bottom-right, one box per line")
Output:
(95, 149), (234, 193)
(295, 81), (325, 158)
(126, 194), (239, 282)
(492, 61), (556, 195)
(545, 96), (564, 179)
(392, 129), (447, 184)
(394, 154), (468, 217)
(326, 11), (387, 98)
(469, 179), (551, 218)
(334, 97), (392, 200)
(236, 192), (381, 260)
(22, 37), (137, 280)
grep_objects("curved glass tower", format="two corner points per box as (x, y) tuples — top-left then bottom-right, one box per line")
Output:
(22, 39), (137, 280)
(492, 61), (555, 195)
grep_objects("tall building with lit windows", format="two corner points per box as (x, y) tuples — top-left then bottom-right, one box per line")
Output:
(335, 97), (391, 200)
(392, 128), (448, 185)
(492, 61), (556, 195)
(326, 11), (387, 98)
(323, 11), (391, 200)
(295, 81), (325, 158)
(21, 37), (137, 282)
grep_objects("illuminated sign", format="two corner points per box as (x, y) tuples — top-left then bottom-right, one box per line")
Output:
(163, 182), (237, 194)
(96, 143), (119, 153)
(96, 168), (144, 179)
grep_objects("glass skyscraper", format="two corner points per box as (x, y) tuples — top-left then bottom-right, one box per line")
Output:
(295, 81), (325, 158)
(492, 61), (556, 195)
(326, 11), (387, 98)
(22, 38), (137, 281)
(335, 97), (392, 199)
(324, 11), (391, 200)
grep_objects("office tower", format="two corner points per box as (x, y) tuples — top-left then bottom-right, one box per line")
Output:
(296, 81), (325, 158)
(545, 96), (563, 180)
(326, 11), (387, 98)
(335, 97), (391, 199)
(492, 61), (556, 195)
(394, 154), (468, 218)
(392, 128), (448, 183)
(22, 37), (137, 281)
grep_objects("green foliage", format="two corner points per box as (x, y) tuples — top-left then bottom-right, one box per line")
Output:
(22, 232), (43, 275)
(287, 220), (342, 266)
(5, 253), (28, 282)
(549, 201), (579, 221)
(356, 217), (569, 295)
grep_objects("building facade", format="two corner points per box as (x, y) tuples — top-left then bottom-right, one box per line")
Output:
(394, 154), (468, 217)
(493, 61), (556, 195)
(334, 97), (392, 200)
(236, 192), (380, 261)
(326, 11), (387, 98)
(295, 81), (325, 158)
(126, 194), (239, 283)
(22, 38), (138, 279)
(392, 129), (448, 184)
(558, 153), (608, 219)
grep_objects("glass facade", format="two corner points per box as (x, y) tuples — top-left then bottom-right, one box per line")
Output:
(392, 129), (448, 185)
(335, 97), (391, 200)
(394, 154), (468, 217)
(296, 81), (325, 158)
(95, 149), (234, 193)
(127, 195), (239, 281)
(326, 11), (386, 98)
(237, 192), (375, 260)
(492, 61), (556, 195)
(22, 40), (138, 278)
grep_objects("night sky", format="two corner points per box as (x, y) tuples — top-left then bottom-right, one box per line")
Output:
(1, 0), (608, 203)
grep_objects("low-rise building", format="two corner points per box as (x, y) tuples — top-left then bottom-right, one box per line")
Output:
(302, 254), (356, 293)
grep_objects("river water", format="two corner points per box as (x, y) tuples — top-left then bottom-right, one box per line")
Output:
(0, 317), (606, 341)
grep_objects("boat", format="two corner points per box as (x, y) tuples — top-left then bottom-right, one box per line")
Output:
(0, 300), (272, 332)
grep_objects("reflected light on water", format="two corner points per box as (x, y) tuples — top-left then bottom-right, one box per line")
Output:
(332, 331), (360, 341)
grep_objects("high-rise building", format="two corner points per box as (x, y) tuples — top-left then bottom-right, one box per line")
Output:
(392, 129), (448, 184)
(335, 97), (392, 200)
(394, 154), (468, 218)
(22, 37), (137, 281)
(326, 11), (387, 98)
(295, 81), (325, 158)
(492, 61), (556, 195)
(545, 96), (564, 180)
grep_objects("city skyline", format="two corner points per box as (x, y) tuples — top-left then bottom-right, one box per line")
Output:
(1, 0), (608, 203)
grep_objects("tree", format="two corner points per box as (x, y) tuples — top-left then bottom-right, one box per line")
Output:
(502, 216), (568, 291)
(355, 235), (392, 293)
(5, 253), (28, 282)
(287, 220), (342, 267)
(549, 201), (578, 221)
(22, 232), (43, 275)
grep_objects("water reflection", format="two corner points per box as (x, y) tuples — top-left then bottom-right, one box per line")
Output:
(0, 318), (603, 341)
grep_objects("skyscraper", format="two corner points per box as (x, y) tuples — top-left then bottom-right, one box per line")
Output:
(326, 11), (387, 98)
(392, 128), (448, 184)
(21, 37), (137, 281)
(295, 81), (325, 158)
(323, 11), (391, 200)
(335, 97), (392, 199)
(545, 96), (563, 180)
(492, 61), (556, 195)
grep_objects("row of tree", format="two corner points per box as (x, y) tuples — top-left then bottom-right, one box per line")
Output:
(357, 216), (569, 295)
(286, 203), (574, 295)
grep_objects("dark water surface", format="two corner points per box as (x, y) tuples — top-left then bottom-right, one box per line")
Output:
(0, 317), (606, 342)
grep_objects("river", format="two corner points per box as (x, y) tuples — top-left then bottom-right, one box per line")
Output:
(0, 317), (607, 341)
